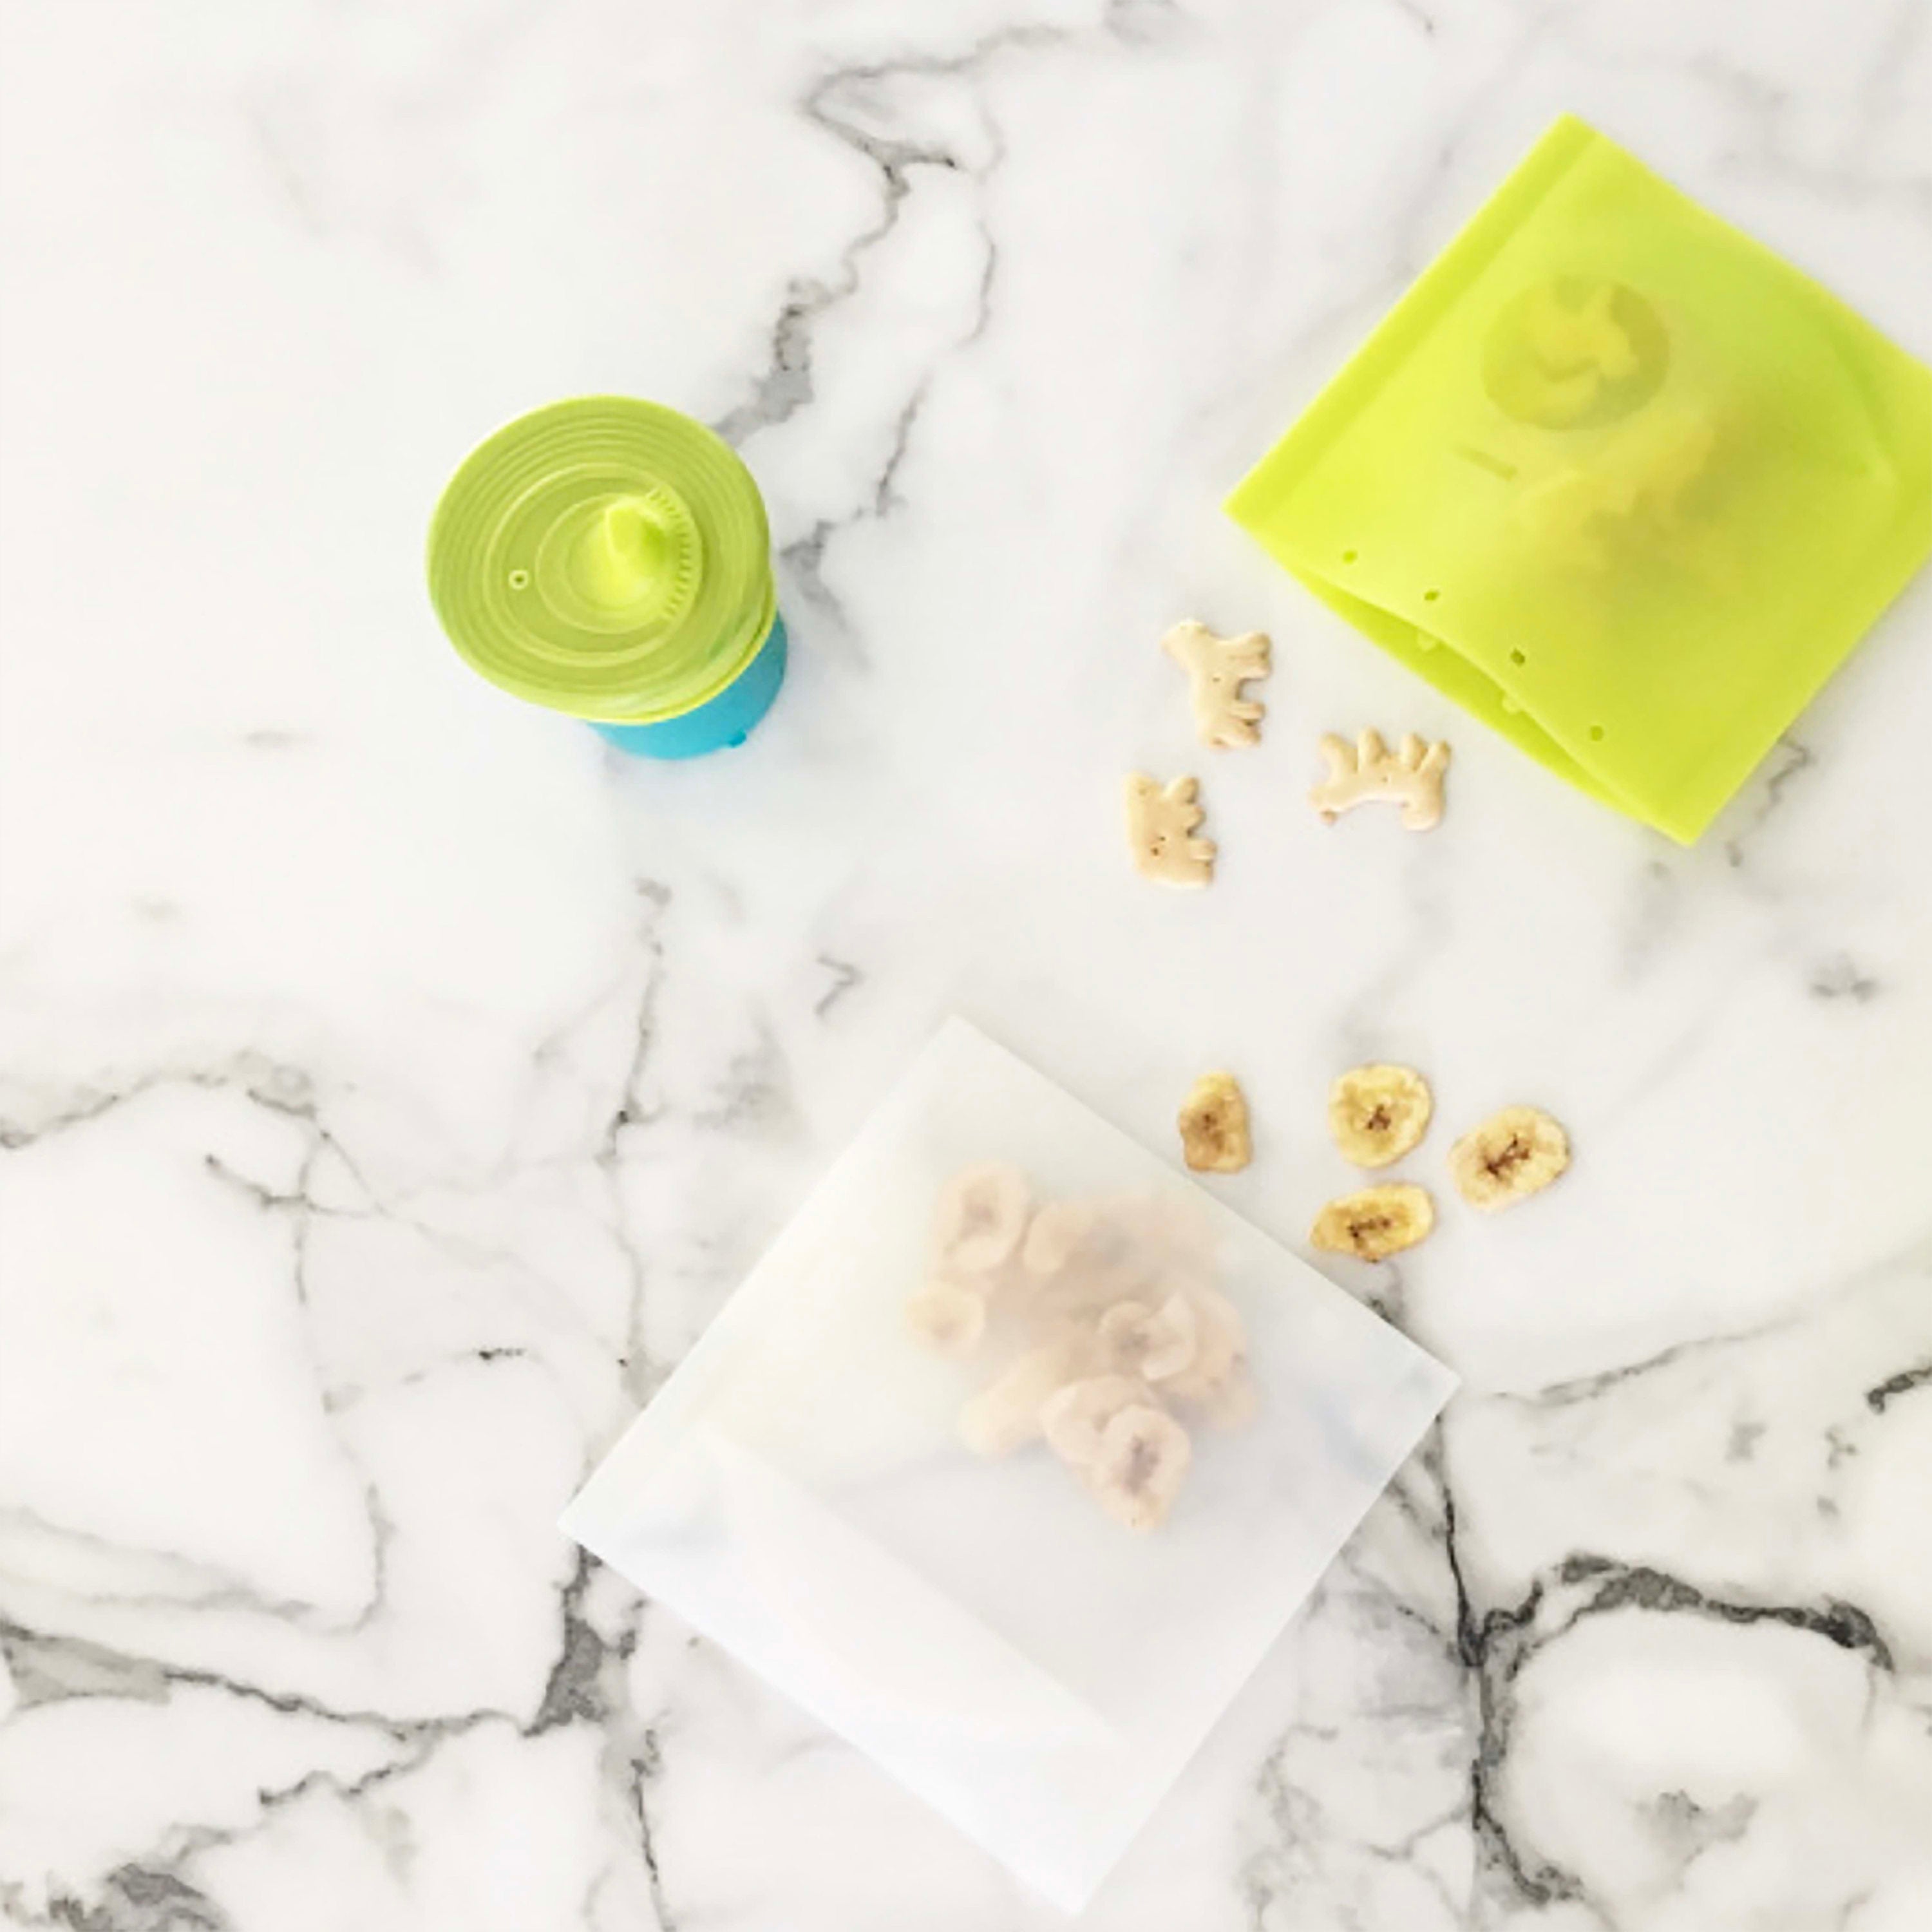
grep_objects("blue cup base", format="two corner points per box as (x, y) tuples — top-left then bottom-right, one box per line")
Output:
(592, 615), (788, 760)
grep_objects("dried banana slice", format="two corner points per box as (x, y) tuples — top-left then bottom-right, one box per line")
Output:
(1159, 1285), (1246, 1403)
(1039, 1374), (1151, 1470)
(1021, 1200), (1099, 1279)
(904, 1278), (987, 1357)
(958, 1332), (1088, 1458)
(1088, 1405), (1193, 1532)
(1448, 1106), (1570, 1211)
(1178, 1070), (1252, 1173)
(1311, 1184), (1435, 1261)
(1096, 1293), (1198, 1382)
(1327, 1064), (1433, 1169)
(933, 1162), (1030, 1274)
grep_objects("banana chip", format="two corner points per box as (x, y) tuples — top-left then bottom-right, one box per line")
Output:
(1327, 1065), (1432, 1168)
(1159, 1285), (1246, 1403)
(1179, 1070), (1252, 1173)
(905, 1278), (987, 1357)
(1448, 1106), (1570, 1210)
(1020, 1200), (1098, 1278)
(1311, 1184), (1435, 1261)
(1040, 1375), (1152, 1470)
(958, 1333), (1089, 1458)
(1097, 1294), (1198, 1383)
(933, 1162), (1030, 1273)
(1087, 1405), (1193, 1533)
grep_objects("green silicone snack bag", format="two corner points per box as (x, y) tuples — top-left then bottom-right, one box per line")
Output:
(1227, 115), (1931, 844)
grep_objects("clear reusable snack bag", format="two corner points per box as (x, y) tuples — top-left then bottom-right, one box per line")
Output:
(1228, 115), (1931, 844)
(562, 1021), (1455, 1911)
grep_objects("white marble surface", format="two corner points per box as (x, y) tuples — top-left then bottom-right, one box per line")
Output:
(1, 1), (1929, 1927)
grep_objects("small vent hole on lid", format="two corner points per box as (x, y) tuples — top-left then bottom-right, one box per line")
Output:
(508, 568), (529, 589)
(1423, 589), (1440, 602)
(1341, 549), (1359, 564)
(1589, 724), (1605, 741)
(1510, 649), (1527, 667)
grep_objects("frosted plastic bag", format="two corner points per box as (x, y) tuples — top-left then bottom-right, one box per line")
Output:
(562, 1021), (1455, 1911)
(1228, 115), (1931, 845)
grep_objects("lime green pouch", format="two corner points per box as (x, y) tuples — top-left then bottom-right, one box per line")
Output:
(1227, 115), (1931, 844)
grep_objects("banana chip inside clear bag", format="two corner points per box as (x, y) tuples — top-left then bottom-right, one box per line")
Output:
(1227, 115), (1931, 844)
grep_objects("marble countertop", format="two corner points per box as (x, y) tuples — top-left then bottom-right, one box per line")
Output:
(3, 1), (1929, 1927)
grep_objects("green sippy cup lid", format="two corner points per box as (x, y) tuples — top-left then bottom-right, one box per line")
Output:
(427, 397), (775, 724)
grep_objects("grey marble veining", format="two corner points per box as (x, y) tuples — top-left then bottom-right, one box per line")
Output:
(1, 1), (1929, 1928)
